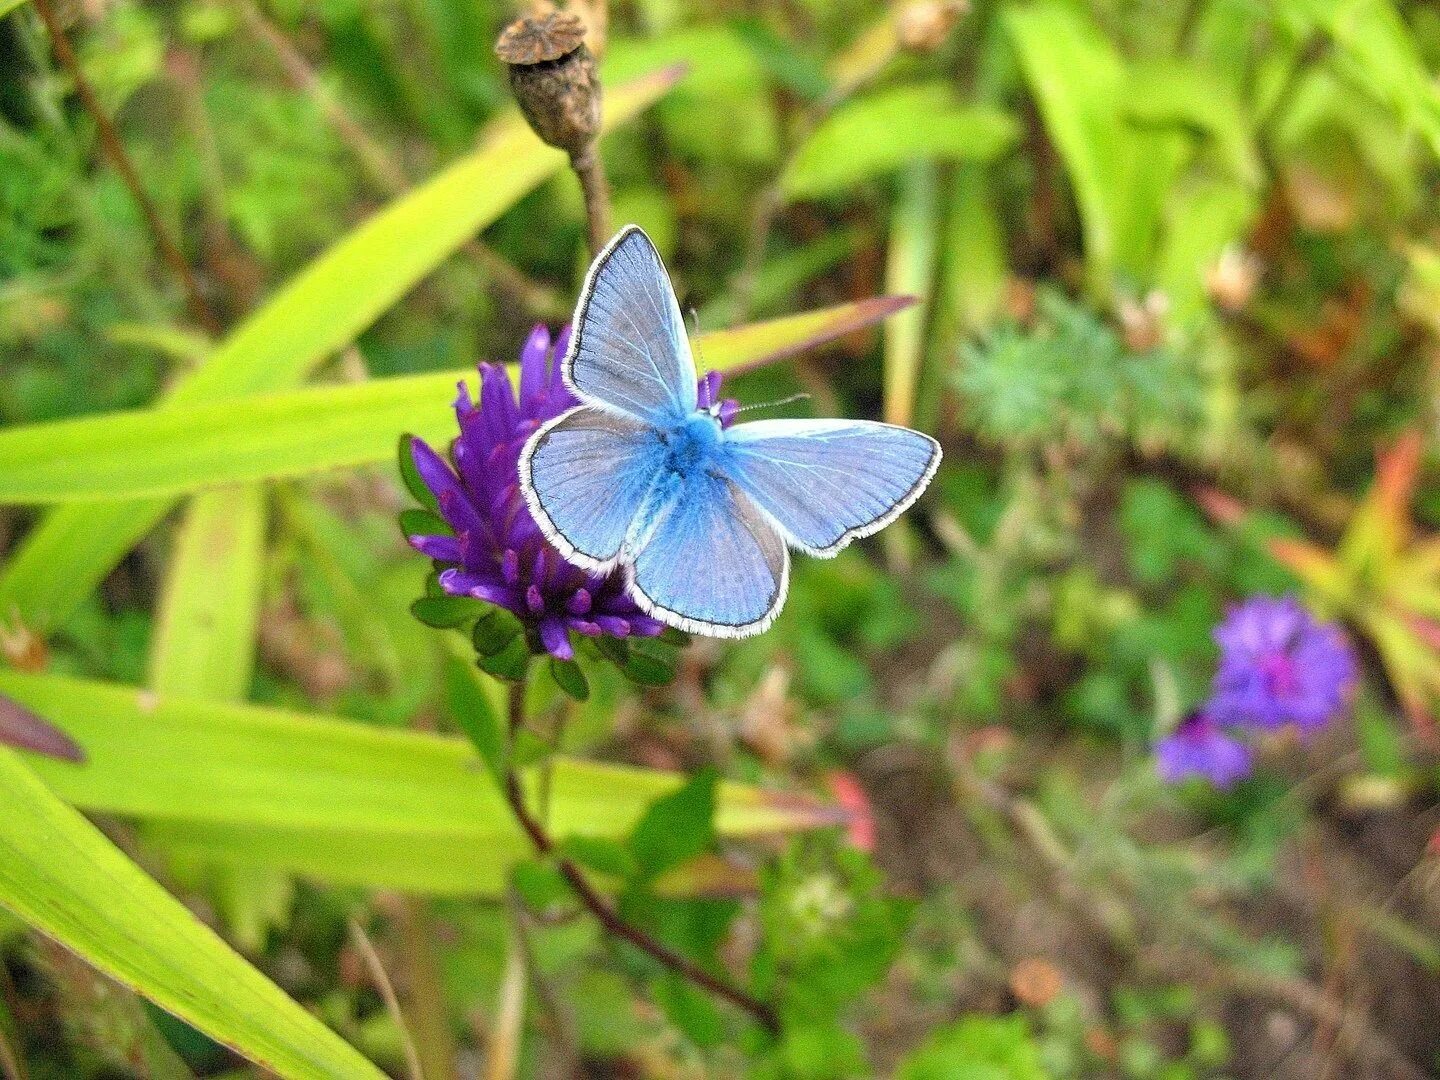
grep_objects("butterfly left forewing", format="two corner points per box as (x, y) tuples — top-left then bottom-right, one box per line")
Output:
(521, 405), (668, 572)
(719, 419), (941, 557)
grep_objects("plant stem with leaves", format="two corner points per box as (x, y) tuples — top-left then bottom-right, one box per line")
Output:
(500, 677), (780, 1034)
(32, 0), (222, 336)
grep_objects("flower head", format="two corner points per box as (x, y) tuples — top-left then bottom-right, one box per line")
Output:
(1155, 711), (1254, 788)
(406, 325), (736, 661)
(1207, 595), (1357, 733)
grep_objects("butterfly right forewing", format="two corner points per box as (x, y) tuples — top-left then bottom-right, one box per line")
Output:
(719, 418), (941, 557)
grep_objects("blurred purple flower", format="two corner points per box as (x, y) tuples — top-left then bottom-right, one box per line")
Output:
(406, 325), (737, 661)
(1155, 711), (1254, 788)
(1207, 594), (1357, 734)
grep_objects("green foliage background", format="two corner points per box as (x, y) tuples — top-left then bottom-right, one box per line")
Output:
(2, 0), (1440, 1076)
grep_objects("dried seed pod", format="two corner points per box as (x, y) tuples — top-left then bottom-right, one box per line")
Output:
(1206, 244), (1262, 313)
(495, 12), (601, 156)
(896, 0), (968, 53)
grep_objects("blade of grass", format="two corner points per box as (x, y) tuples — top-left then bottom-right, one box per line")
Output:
(0, 67), (683, 631)
(0, 749), (385, 1079)
(1005, 1), (1192, 295)
(148, 488), (267, 699)
(0, 298), (914, 503)
(145, 485), (289, 952)
(883, 162), (939, 427)
(0, 670), (844, 895)
(943, 164), (1008, 334)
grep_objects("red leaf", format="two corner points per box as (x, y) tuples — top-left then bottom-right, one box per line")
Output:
(0, 693), (84, 762)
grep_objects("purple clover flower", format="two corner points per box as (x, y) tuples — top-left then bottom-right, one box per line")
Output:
(406, 325), (737, 661)
(1154, 594), (1359, 789)
(1155, 711), (1254, 788)
(1207, 595), (1357, 734)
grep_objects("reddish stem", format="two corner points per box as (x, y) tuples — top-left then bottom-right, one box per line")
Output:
(502, 681), (778, 1034)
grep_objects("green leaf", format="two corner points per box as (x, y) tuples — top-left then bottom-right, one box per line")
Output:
(655, 975), (727, 1048)
(549, 658), (590, 702)
(442, 647), (505, 780)
(0, 298), (914, 503)
(147, 488), (267, 700)
(0, 68), (683, 629)
(410, 594), (483, 629)
(0, 749), (384, 1079)
(897, 1014), (1046, 1080)
(882, 162), (940, 428)
(557, 835), (638, 879)
(947, 166), (1007, 333)
(1005, 1), (1193, 293)
(619, 640), (676, 687)
(145, 484), (281, 951)
(1283, 0), (1440, 161)
(472, 609), (524, 657)
(398, 507), (450, 540)
(0, 671), (837, 896)
(478, 636), (531, 681)
(1124, 61), (1260, 187)
(1155, 179), (1257, 327)
(0, 499), (169, 633)
(782, 83), (1018, 199)
(511, 860), (571, 912)
(0, 0), (30, 19)
(397, 434), (440, 513)
(628, 767), (719, 880)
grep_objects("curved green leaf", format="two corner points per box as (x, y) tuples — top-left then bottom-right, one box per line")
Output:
(783, 83), (1018, 199)
(0, 297), (912, 503)
(0, 670), (845, 896)
(0, 67), (683, 631)
(883, 163), (939, 427)
(1005, 1), (1193, 292)
(0, 748), (384, 1079)
(148, 487), (267, 699)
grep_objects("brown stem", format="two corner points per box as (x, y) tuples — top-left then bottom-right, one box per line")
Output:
(505, 890), (580, 1072)
(501, 681), (778, 1034)
(235, 0), (568, 321)
(391, 898), (458, 1080)
(569, 145), (612, 258)
(346, 920), (424, 1080)
(33, 0), (221, 336)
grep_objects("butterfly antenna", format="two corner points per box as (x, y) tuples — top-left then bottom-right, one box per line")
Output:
(735, 393), (812, 414)
(687, 306), (704, 365)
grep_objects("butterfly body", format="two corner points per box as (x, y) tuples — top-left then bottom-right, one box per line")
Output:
(519, 226), (941, 638)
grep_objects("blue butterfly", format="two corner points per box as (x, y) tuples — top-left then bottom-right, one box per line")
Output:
(519, 226), (941, 638)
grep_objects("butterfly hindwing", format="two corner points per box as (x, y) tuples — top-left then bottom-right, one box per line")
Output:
(521, 406), (666, 570)
(563, 226), (698, 425)
(630, 467), (789, 636)
(720, 419), (941, 556)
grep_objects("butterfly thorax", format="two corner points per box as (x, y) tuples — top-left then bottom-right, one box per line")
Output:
(658, 412), (724, 475)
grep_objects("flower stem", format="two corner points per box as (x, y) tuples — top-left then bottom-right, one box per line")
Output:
(501, 679), (779, 1034)
(32, 0), (222, 337)
(569, 145), (612, 258)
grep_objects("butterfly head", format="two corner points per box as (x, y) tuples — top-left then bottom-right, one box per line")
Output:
(696, 370), (740, 428)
